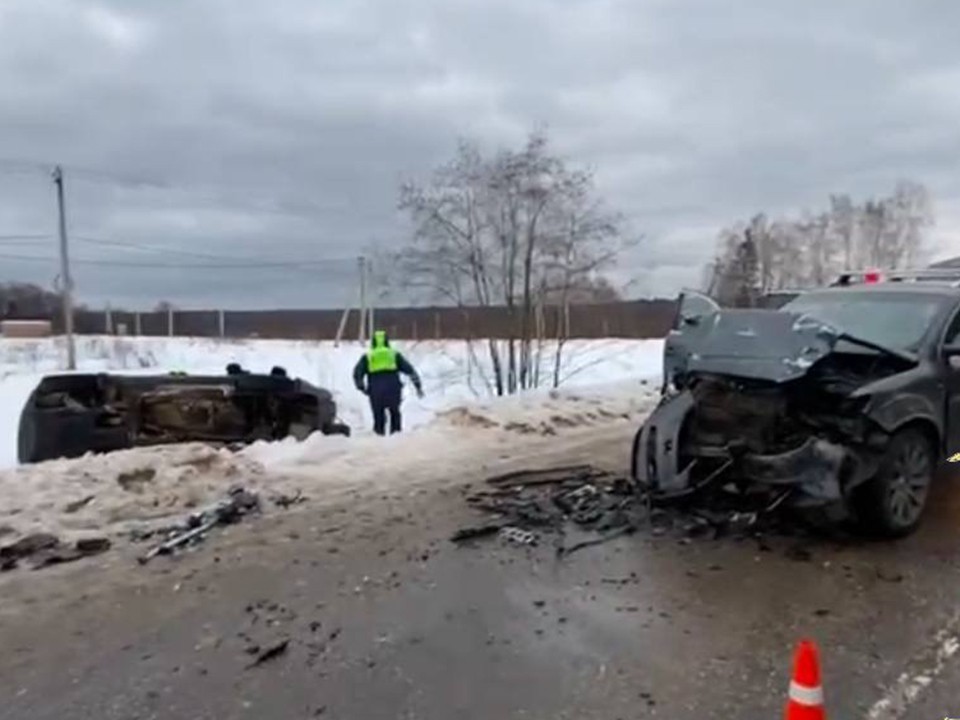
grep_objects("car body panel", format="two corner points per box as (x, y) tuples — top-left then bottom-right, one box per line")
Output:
(633, 284), (960, 512)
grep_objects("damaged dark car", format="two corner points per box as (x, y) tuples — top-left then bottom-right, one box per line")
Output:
(632, 284), (960, 537)
(18, 369), (351, 464)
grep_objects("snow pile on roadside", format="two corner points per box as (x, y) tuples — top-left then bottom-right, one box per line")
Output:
(244, 378), (660, 473)
(0, 443), (267, 539)
(0, 335), (665, 468)
(0, 380), (660, 540)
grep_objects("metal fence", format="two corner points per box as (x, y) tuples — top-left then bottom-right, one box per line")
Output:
(64, 299), (678, 340)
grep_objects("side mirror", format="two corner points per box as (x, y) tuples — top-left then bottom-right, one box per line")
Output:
(943, 344), (960, 370)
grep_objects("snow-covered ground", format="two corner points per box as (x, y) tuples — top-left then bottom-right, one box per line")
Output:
(0, 335), (665, 539)
(0, 335), (664, 468)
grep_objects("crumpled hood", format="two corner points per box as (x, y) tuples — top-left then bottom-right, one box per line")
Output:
(664, 309), (849, 383)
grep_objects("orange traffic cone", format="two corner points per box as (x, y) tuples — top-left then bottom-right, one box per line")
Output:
(784, 639), (826, 720)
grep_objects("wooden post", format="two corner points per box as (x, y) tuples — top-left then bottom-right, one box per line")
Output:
(134, 312), (142, 336)
(168, 306), (174, 337)
(218, 309), (225, 338)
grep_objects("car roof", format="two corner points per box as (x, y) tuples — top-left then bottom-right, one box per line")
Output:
(794, 284), (960, 299)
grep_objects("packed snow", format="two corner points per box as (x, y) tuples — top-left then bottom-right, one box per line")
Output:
(0, 335), (665, 539)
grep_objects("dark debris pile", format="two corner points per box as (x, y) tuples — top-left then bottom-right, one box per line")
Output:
(134, 485), (262, 564)
(0, 532), (111, 572)
(452, 464), (809, 557)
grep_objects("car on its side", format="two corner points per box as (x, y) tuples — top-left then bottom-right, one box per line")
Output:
(632, 280), (960, 537)
(18, 369), (350, 464)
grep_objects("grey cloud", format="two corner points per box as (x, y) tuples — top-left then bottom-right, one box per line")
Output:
(1, 0), (959, 308)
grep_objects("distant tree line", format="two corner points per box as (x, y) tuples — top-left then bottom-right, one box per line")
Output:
(703, 181), (935, 307)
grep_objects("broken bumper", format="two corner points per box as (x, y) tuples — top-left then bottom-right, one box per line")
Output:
(631, 390), (849, 505)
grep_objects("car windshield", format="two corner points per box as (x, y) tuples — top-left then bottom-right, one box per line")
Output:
(779, 292), (946, 352)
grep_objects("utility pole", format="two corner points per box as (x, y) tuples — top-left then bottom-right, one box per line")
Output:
(367, 256), (375, 338)
(357, 255), (367, 343)
(52, 165), (76, 370)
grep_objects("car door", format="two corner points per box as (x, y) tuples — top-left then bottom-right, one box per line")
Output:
(939, 302), (960, 449)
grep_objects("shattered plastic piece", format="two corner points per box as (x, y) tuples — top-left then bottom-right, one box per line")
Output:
(271, 490), (306, 508)
(138, 487), (261, 564)
(246, 638), (289, 669)
(450, 523), (505, 543)
(63, 495), (96, 514)
(499, 527), (537, 546)
(0, 533), (60, 560)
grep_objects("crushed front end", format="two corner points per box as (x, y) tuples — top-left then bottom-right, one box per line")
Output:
(631, 305), (916, 512)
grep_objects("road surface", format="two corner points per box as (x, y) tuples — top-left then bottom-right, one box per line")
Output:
(1, 418), (959, 720)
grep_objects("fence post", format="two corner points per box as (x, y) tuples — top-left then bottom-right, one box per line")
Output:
(135, 312), (142, 336)
(218, 309), (225, 338)
(105, 304), (113, 335)
(168, 307), (174, 337)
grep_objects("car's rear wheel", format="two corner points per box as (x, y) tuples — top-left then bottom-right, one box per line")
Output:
(852, 426), (934, 538)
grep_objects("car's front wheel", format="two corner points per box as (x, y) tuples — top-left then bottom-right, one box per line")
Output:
(852, 426), (935, 538)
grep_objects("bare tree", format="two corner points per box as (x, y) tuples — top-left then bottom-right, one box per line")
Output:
(705, 181), (936, 300)
(396, 131), (631, 396)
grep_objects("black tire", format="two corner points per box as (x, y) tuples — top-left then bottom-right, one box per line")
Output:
(852, 426), (935, 538)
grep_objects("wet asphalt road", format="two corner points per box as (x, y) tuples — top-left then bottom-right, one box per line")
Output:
(2, 426), (960, 720)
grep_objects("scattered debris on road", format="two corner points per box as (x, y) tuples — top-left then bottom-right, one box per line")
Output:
(136, 486), (261, 564)
(0, 532), (112, 571)
(456, 466), (644, 556)
(454, 464), (818, 556)
(63, 495), (96, 514)
(246, 638), (290, 669)
(271, 490), (307, 509)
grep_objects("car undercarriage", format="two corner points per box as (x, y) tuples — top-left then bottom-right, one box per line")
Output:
(18, 371), (351, 464)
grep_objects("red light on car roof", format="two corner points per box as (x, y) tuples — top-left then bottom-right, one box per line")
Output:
(863, 268), (882, 284)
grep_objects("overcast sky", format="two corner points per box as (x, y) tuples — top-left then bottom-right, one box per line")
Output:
(2, 0), (960, 309)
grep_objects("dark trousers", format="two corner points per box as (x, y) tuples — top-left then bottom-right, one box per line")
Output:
(370, 394), (402, 435)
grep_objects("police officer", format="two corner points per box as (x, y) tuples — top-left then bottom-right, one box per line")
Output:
(353, 330), (423, 435)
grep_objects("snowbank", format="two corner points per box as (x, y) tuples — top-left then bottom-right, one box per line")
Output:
(0, 335), (664, 468)
(0, 335), (665, 539)
(0, 380), (661, 540)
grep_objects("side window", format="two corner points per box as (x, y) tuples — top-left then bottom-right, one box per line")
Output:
(943, 307), (960, 348)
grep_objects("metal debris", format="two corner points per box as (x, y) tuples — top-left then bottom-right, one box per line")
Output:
(63, 495), (96, 514)
(271, 490), (307, 509)
(499, 527), (537, 546)
(450, 523), (505, 543)
(0, 533), (59, 561)
(246, 638), (289, 669)
(455, 464), (814, 556)
(137, 486), (261, 564)
(0, 533), (111, 571)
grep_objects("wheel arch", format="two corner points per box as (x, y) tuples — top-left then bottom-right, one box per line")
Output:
(891, 417), (941, 457)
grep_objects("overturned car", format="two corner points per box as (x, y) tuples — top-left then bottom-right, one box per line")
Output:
(632, 284), (960, 537)
(18, 369), (351, 464)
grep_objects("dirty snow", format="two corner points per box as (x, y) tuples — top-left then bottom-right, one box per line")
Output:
(0, 335), (664, 539)
(0, 335), (664, 468)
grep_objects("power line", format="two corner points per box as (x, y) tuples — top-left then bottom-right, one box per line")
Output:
(0, 234), (52, 244)
(0, 251), (357, 270)
(74, 235), (354, 265)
